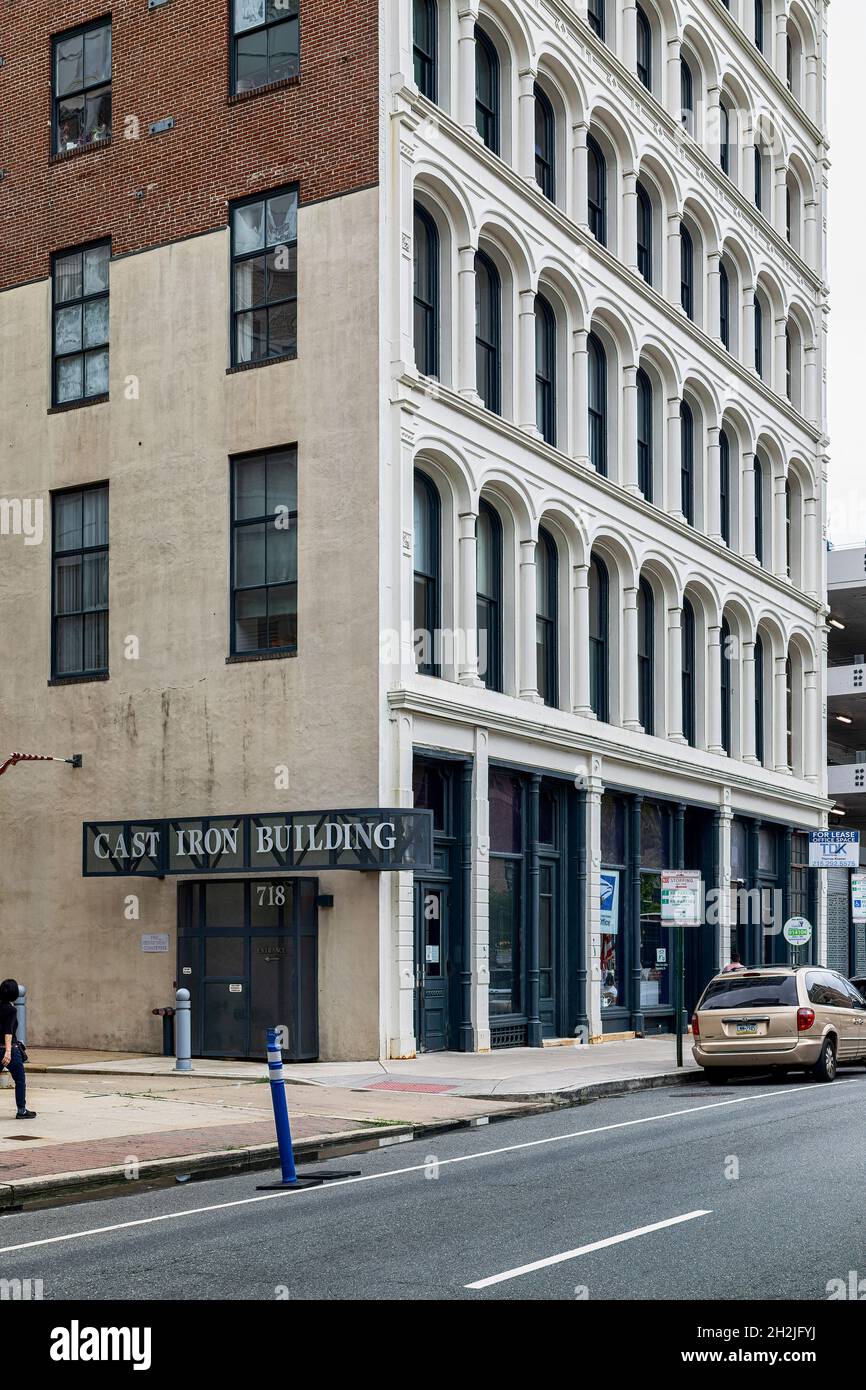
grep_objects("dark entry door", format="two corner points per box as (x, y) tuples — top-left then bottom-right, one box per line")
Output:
(414, 879), (451, 1052)
(178, 878), (319, 1060)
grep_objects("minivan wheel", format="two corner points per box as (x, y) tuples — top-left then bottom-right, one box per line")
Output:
(812, 1038), (837, 1083)
(705, 1070), (729, 1086)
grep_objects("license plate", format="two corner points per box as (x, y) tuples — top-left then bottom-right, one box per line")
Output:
(735, 1022), (758, 1036)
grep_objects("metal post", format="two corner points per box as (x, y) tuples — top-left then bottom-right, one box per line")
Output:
(256, 1027), (361, 1191)
(174, 988), (192, 1072)
(15, 985), (25, 1048)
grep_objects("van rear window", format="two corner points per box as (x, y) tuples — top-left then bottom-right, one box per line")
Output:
(699, 975), (799, 1010)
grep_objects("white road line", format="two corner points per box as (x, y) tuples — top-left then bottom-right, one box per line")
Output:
(466, 1209), (712, 1289)
(0, 1084), (822, 1255)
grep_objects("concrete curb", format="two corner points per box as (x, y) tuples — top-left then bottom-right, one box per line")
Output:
(0, 1068), (705, 1210)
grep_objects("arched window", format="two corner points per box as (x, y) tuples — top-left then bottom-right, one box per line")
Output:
(719, 98), (730, 175)
(680, 400), (694, 524)
(755, 0), (764, 53)
(638, 578), (654, 733)
(534, 85), (555, 201)
(637, 6), (652, 89)
(754, 454), (764, 564)
(475, 27), (499, 154)
(719, 262), (730, 349)
(637, 367), (653, 501)
(786, 32), (793, 91)
(589, 555), (609, 721)
(413, 0), (437, 102)
(588, 332), (608, 475)
(637, 181), (653, 285)
(682, 598), (696, 747)
(785, 476), (792, 575)
(719, 428), (731, 545)
(535, 294), (557, 446)
(754, 297), (764, 376)
(476, 501), (502, 691)
(475, 251), (501, 414)
(681, 224), (694, 320)
(414, 471), (440, 676)
(786, 655), (794, 768)
(536, 528), (558, 707)
(587, 135), (607, 245)
(721, 617), (732, 755)
(786, 183), (792, 243)
(754, 147), (763, 211)
(413, 205), (439, 378)
(755, 634), (765, 764)
(785, 326), (793, 401)
(587, 0), (605, 41)
(681, 58), (694, 133)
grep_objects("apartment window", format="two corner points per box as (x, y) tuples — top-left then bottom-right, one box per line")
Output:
(786, 326), (793, 402)
(475, 251), (501, 414)
(721, 617), (732, 755)
(720, 263), (730, 349)
(53, 19), (111, 155)
(680, 58), (694, 133)
(535, 295), (557, 445)
(681, 401), (694, 524)
(638, 579), (654, 734)
(680, 224), (694, 320)
(588, 332), (608, 475)
(413, 0), (437, 101)
(587, 0), (605, 40)
(755, 297), (764, 376)
(755, 0), (765, 53)
(231, 0), (300, 96)
(719, 99), (730, 175)
(682, 598), (696, 748)
(720, 428), (731, 545)
(414, 205), (439, 378)
(786, 656), (794, 768)
(754, 455), (765, 565)
(477, 501), (503, 692)
(475, 28), (500, 154)
(589, 556), (609, 721)
(587, 136), (607, 245)
(231, 187), (297, 366)
(536, 528), (558, 708)
(636, 7), (652, 89)
(637, 181), (653, 285)
(754, 147), (763, 211)
(755, 634), (765, 763)
(231, 446), (298, 656)
(534, 85), (556, 201)
(414, 471), (440, 676)
(52, 242), (110, 406)
(637, 368), (653, 502)
(52, 485), (108, 679)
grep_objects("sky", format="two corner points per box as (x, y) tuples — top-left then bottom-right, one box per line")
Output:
(826, 1), (866, 546)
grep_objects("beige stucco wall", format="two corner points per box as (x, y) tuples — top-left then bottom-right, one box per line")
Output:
(0, 186), (381, 1059)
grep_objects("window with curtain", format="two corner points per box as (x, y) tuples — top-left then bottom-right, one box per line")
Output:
(475, 27), (500, 153)
(413, 205), (439, 378)
(680, 58), (694, 133)
(636, 6), (652, 89)
(52, 241), (110, 406)
(476, 501), (502, 691)
(414, 472), (440, 676)
(755, 633), (765, 763)
(231, 186), (298, 366)
(587, 135), (607, 245)
(588, 332), (608, 475)
(681, 400), (694, 524)
(754, 455), (765, 564)
(721, 617), (732, 755)
(637, 181), (653, 285)
(231, 0), (299, 95)
(589, 555), (609, 721)
(536, 528), (558, 707)
(413, 0), (437, 101)
(680, 223), (694, 319)
(720, 262), (730, 349)
(587, 0), (605, 40)
(231, 446), (298, 656)
(52, 484), (109, 679)
(475, 251), (501, 414)
(535, 295), (557, 445)
(53, 18), (112, 154)
(534, 85), (556, 200)
(720, 428), (731, 545)
(637, 367), (653, 502)
(638, 578), (654, 734)
(682, 598), (696, 747)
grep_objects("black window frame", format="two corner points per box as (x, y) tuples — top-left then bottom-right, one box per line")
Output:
(230, 184), (298, 369)
(230, 444), (299, 659)
(754, 454), (765, 565)
(719, 261), (730, 349)
(589, 555), (609, 722)
(51, 482), (109, 681)
(754, 146), (763, 211)
(636, 6), (652, 89)
(534, 84), (556, 201)
(477, 500), (503, 693)
(413, 0), (438, 101)
(719, 428), (731, 545)
(637, 180), (653, 285)
(721, 616), (733, 755)
(680, 222), (694, 320)
(414, 470), (441, 677)
(51, 239), (111, 409)
(680, 57), (694, 131)
(588, 332), (608, 476)
(680, 399), (694, 524)
(755, 0), (765, 52)
(535, 293), (557, 446)
(475, 250), (501, 415)
(638, 577), (654, 734)
(637, 367), (653, 502)
(755, 296), (764, 377)
(755, 633), (765, 764)
(413, 203), (440, 378)
(587, 0), (605, 41)
(475, 26), (500, 154)
(536, 527), (558, 708)
(230, 0), (300, 98)
(587, 135), (607, 246)
(719, 98), (730, 175)
(682, 597), (696, 748)
(52, 16), (112, 157)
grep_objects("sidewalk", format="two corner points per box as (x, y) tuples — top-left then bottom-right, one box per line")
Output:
(0, 1039), (702, 1208)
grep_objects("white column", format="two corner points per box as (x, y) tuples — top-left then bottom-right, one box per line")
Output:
(774, 8), (788, 79)
(573, 122), (589, 229)
(804, 669), (820, 782)
(705, 84), (721, 165)
(805, 55), (819, 123)
(519, 539), (541, 701)
(774, 316), (788, 398)
(623, 171), (639, 272)
(456, 3), (480, 135)
(518, 290), (540, 434)
(741, 451), (757, 561)
(667, 605), (685, 743)
(804, 200), (819, 270)
(518, 68), (537, 183)
(773, 472), (789, 579)
(707, 252), (721, 342)
(773, 655), (790, 774)
(621, 1), (637, 74)
(773, 163), (788, 238)
(742, 285), (756, 374)
(666, 394), (683, 518)
(472, 727), (491, 1052)
(666, 36), (682, 116)
(804, 343), (818, 422)
(457, 246), (481, 401)
(741, 639), (759, 765)
(397, 128), (417, 369)
(573, 563), (594, 717)
(458, 510), (482, 686)
(622, 587), (641, 731)
(707, 425), (722, 542)
(667, 214), (682, 307)
(803, 495), (819, 597)
(707, 625), (725, 755)
(586, 759), (604, 1041)
(573, 328), (590, 462)
(392, 709), (417, 1058)
(717, 803), (733, 970)
(622, 365), (639, 492)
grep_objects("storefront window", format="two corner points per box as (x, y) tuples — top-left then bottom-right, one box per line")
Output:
(600, 795), (627, 1013)
(489, 857), (521, 1016)
(790, 832), (808, 920)
(759, 827), (776, 873)
(601, 794), (625, 864)
(641, 801), (670, 865)
(539, 863), (554, 1001)
(490, 770), (522, 853)
(413, 762), (449, 832)
(640, 872), (672, 1008)
(539, 783), (557, 846)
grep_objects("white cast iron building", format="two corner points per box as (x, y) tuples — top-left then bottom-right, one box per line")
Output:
(382, 0), (830, 1053)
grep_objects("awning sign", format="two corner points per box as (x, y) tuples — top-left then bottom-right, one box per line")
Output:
(83, 809), (434, 877)
(808, 830), (860, 869)
(661, 871), (703, 927)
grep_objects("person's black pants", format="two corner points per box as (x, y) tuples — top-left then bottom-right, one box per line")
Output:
(1, 1045), (26, 1111)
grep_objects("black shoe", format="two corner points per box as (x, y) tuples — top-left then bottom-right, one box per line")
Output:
(15, 1109), (36, 1119)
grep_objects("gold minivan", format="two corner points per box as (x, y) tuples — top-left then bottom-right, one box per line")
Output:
(692, 967), (866, 1084)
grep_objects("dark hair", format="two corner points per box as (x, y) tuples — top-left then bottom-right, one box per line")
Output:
(730, 952), (741, 963)
(0, 979), (18, 1004)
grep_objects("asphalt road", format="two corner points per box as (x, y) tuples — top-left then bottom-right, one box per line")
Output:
(2, 1070), (866, 1301)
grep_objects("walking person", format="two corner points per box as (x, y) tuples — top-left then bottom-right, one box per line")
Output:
(0, 979), (35, 1119)
(722, 952), (747, 974)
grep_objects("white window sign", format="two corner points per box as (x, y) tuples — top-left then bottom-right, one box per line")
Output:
(808, 830), (860, 869)
(600, 870), (620, 935)
(661, 871), (703, 927)
(853, 874), (866, 924)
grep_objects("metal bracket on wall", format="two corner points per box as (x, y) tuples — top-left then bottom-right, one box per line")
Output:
(149, 117), (175, 135)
